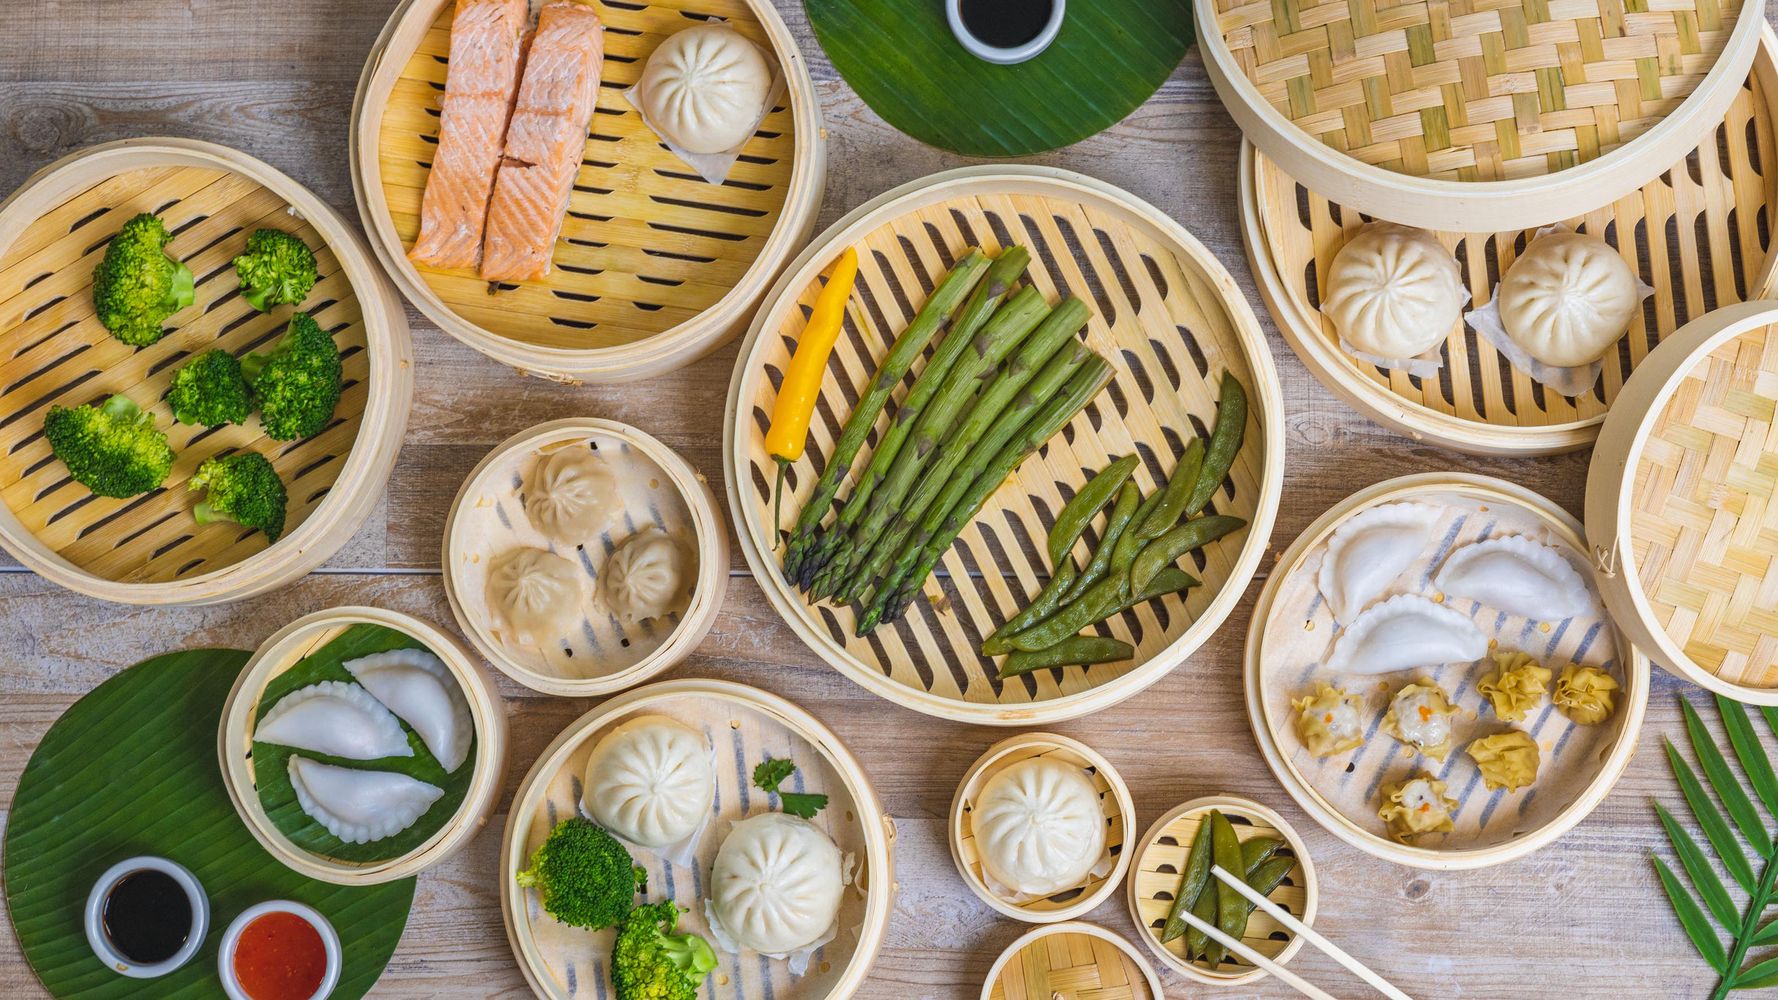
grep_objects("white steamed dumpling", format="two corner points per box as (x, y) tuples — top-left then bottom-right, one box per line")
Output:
(601, 528), (689, 623)
(709, 812), (844, 955)
(1322, 223), (1466, 361)
(255, 681), (413, 761)
(637, 24), (773, 155)
(287, 756), (443, 845)
(344, 647), (474, 773)
(970, 756), (1105, 897)
(486, 546), (584, 644)
(582, 715), (714, 849)
(525, 446), (618, 548)
(1498, 231), (1638, 367)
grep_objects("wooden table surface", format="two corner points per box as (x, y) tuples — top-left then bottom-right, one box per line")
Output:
(0, 1), (1748, 997)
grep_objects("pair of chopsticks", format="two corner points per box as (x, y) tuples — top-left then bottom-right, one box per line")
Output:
(1171, 866), (1415, 1000)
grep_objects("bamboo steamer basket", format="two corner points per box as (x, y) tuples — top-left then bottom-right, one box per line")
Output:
(218, 606), (509, 886)
(1238, 27), (1778, 456)
(1246, 473), (1649, 869)
(500, 678), (894, 1000)
(1198, 0), (1765, 232)
(949, 732), (1135, 924)
(1125, 795), (1317, 986)
(723, 165), (1285, 725)
(1586, 300), (1778, 703)
(0, 138), (413, 604)
(979, 922), (1161, 1000)
(350, 0), (825, 384)
(441, 417), (729, 696)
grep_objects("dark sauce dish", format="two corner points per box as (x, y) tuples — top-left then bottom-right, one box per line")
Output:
(945, 0), (1066, 65)
(83, 856), (210, 978)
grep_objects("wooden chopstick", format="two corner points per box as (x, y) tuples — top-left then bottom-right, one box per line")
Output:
(1211, 864), (1416, 1000)
(1168, 904), (1339, 1000)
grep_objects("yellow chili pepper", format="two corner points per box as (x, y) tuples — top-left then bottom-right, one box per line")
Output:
(766, 245), (859, 544)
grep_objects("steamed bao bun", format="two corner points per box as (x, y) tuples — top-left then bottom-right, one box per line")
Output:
(637, 24), (774, 155)
(1498, 231), (1639, 367)
(1322, 223), (1466, 361)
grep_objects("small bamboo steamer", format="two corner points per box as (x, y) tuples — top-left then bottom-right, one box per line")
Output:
(1238, 27), (1778, 456)
(949, 732), (1135, 924)
(1247, 473), (1650, 869)
(1586, 300), (1778, 703)
(979, 921), (1162, 1000)
(1125, 795), (1317, 987)
(500, 678), (895, 1000)
(1198, 0), (1766, 232)
(725, 164), (1285, 725)
(0, 138), (413, 604)
(350, 0), (825, 384)
(441, 417), (729, 697)
(217, 606), (509, 886)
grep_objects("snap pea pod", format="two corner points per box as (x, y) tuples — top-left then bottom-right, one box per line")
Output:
(1186, 865), (1222, 963)
(1134, 438), (1202, 542)
(1060, 482), (1140, 603)
(1221, 856), (1296, 957)
(1047, 455), (1138, 567)
(1184, 373), (1248, 518)
(1129, 514), (1247, 593)
(1007, 573), (1128, 652)
(998, 636), (1133, 677)
(1161, 813), (1216, 943)
(1241, 836), (1283, 872)
(1211, 812), (1247, 961)
(982, 561), (1079, 655)
(1097, 566), (1198, 624)
(1111, 490), (1162, 573)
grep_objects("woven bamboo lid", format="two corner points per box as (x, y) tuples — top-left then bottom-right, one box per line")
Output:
(1587, 301), (1778, 703)
(980, 922), (1160, 1000)
(1199, 0), (1765, 231)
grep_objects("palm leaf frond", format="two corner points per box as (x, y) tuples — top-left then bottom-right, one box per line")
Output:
(1660, 802), (1741, 929)
(1657, 855), (1730, 973)
(1734, 956), (1778, 989)
(1718, 696), (1778, 820)
(1668, 737), (1759, 892)
(1683, 699), (1776, 859)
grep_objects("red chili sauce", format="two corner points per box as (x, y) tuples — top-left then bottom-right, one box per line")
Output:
(232, 911), (327, 1000)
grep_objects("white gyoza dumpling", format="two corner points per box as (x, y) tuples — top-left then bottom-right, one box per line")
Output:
(255, 681), (413, 761)
(970, 757), (1106, 897)
(582, 715), (713, 849)
(637, 24), (773, 155)
(1322, 223), (1466, 361)
(486, 546), (584, 644)
(1498, 231), (1638, 366)
(287, 756), (443, 845)
(525, 446), (618, 548)
(344, 647), (474, 773)
(709, 812), (844, 955)
(601, 528), (690, 623)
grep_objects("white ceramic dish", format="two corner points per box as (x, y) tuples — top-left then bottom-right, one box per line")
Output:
(83, 856), (209, 979)
(218, 900), (342, 1000)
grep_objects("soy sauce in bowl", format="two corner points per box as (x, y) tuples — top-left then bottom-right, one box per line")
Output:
(102, 869), (193, 964)
(959, 0), (1056, 49)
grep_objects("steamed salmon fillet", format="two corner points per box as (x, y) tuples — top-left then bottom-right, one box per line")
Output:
(480, 1), (605, 282)
(408, 0), (529, 270)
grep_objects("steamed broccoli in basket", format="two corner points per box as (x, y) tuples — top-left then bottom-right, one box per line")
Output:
(233, 228), (318, 311)
(190, 452), (287, 541)
(43, 394), (175, 498)
(92, 212), (196, 347)
(243, 312), (341, 441)
(514, 816), (645, 930)
(612, 901), (718, 1000)
(168, 349), (251, 426)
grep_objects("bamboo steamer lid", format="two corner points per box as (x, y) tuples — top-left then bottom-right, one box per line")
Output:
(1586, 300), (1778, 703)
(979, 922), (1161, 1000)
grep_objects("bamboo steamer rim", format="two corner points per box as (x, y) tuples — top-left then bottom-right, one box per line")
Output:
(497, 677), (896, 1000)
(977, 921), (1162, 1000)
(440, 417), (730, 697)
(348, 0), (826, 383)
(948, 732), (1136, 925)
(1585, 299), (1778, 703)
(1244, 472), (1651, 870)
(722, 163), (1287, 725)
(217, 606), (510, 886)
(0, 138), (413, 605)
(1196, 0), (1767, 233)
(1124, 794), (1319, 985)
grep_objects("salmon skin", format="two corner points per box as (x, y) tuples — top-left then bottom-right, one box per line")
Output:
(409, 0), (530, 270)
(480, 1), (605, 282)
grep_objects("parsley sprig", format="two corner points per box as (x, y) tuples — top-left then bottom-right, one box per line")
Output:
(751, 756), (828, 819)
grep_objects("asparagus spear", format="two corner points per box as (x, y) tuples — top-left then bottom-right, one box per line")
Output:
(781, 249), (991, 583)
(810, 286), (1052, 600)
(829, 296), (1091, 604)
(857, 356), (1114, 634)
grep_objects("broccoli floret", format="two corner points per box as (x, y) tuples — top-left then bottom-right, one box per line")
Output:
(243, 313), (341, 441)
(611, 901), (718, 1000)
(43, 394), (175, 498)
(514, 817), (644, 930)
(167, 349), (251, 426)
(189, 452), (287, 541)
(233, 228), (318, 311)
(92, 213), (195, 347)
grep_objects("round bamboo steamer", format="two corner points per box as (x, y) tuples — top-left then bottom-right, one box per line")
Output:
(441, 417), (729, 697)
(978, 921), (1161, 1000)
(1238, 27), (1778, 456)
(217, 606), (509, 886)
(1246, 473), (1650, 870)
(499, 677), (895, 1000)
(1198, 0), (1766, 233)
(0, 138), (413, 604)
(1586, 300), (1778, 703)
(724, 164), (1285, 725)
(350, 0), (825, 384)
(949, 732), (1135, 924)
(1125, 795), (1317, 987)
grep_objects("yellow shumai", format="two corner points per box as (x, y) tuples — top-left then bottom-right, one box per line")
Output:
(1381, 680), (1460, 761)
(1378, 772), (1458, 842)
(1468, 731), (1541, 792)
(1292, 682), (1366, 756)
(1554, 663), (1619, 725)
(1477, 650), (1551, 722)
